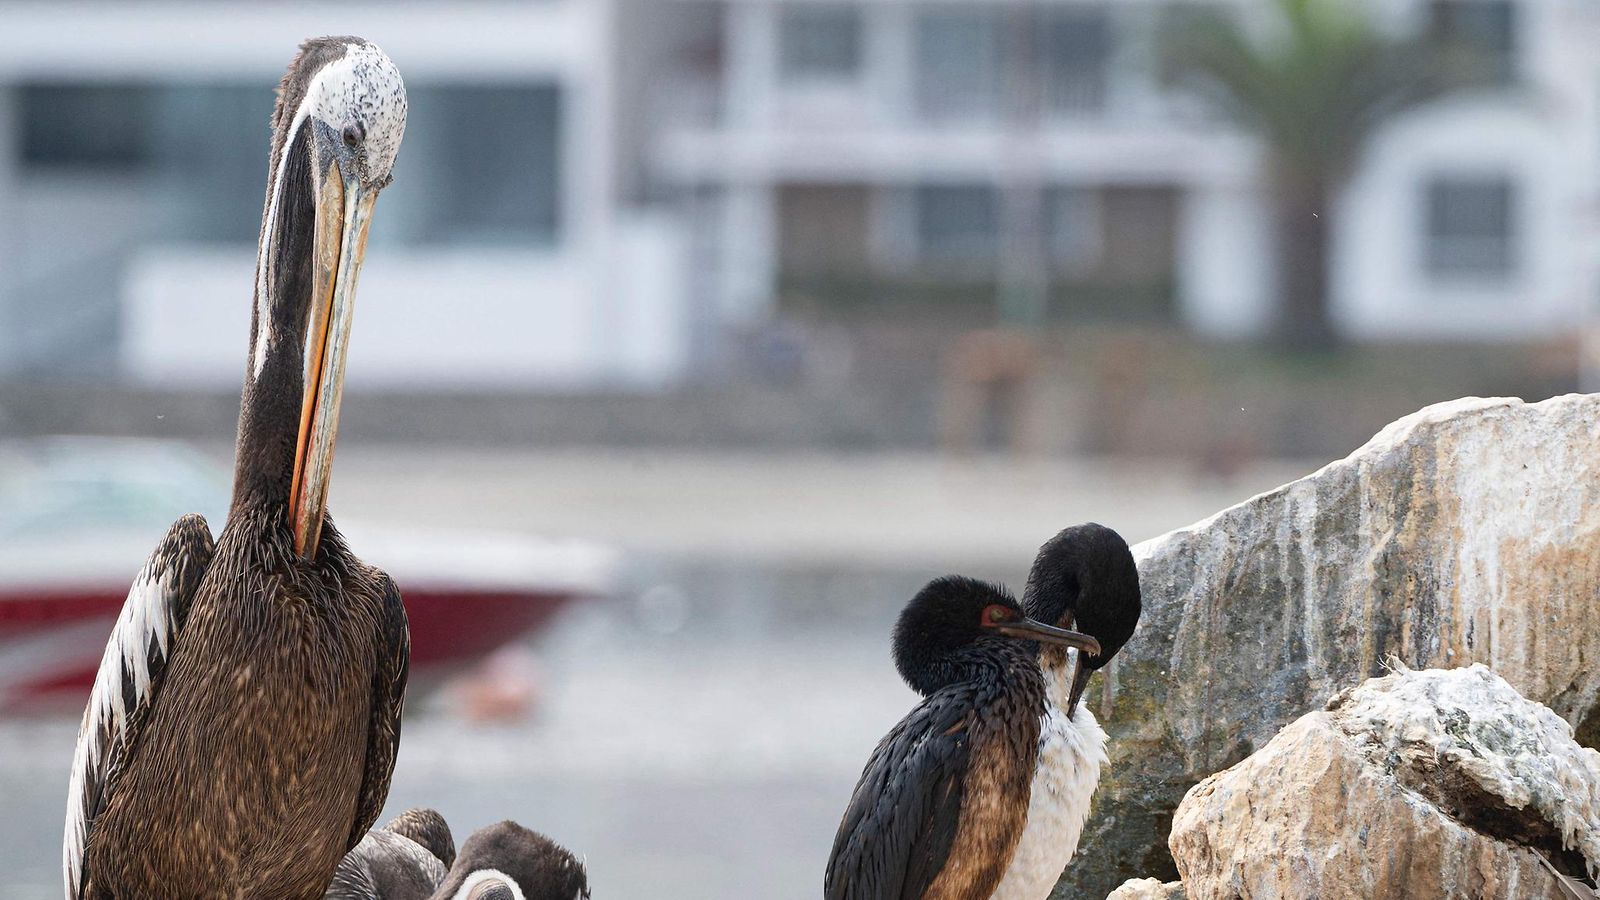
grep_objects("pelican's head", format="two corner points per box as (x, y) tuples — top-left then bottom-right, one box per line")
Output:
(436, 821), (591, 900)
(295, 38), (407, 193)
(246, 37), (407, 558)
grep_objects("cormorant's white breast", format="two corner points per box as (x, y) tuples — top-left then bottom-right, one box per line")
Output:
(988, 652), (1109, 900)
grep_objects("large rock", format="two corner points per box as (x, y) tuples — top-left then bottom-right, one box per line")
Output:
(1054, 395), (1600, 897)
(1168, 664), (1600, 899)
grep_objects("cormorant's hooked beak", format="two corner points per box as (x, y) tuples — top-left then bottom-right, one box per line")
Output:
(996, 617), (1102, 658)
(289, 162), (376, 559)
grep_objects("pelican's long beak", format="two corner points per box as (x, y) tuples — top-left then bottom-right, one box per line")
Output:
(290, 164), (376, 559)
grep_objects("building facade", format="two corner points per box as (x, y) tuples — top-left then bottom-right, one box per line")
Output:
(0, 0), (692, 388)
(641, 0), (1600, 342)
(0, 0), (1593, 392)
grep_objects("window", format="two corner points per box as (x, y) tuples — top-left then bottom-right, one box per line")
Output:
(1040, 8), (1112, 115)
(23, 82), (279, 241)
(18, 81), (564, 248)
(1424, 176), (1517, 280)
(153, 85), (281, 242)
(382, 85), (563, 245)
(914, 10), (1002, 121)
(1429, 0), (1516, 84)
(914, 185), (998, 263)
(779, 5), (862, 81)
(21, 84), (156, 171)
(1047, 188), (1102, 272)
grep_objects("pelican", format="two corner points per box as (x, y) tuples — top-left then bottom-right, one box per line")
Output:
(64, 36), (409, 898)
(825, 576), (1102, 900)
(432, 820), (591, 900)
(328, 808), (456, 900)
(330, 814), (590, 900)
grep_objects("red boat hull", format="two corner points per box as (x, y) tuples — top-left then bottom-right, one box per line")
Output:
(0, 584), (581, 712)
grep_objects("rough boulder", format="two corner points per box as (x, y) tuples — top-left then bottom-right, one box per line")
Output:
(1168, 664), (1600, 899)
(1054, 395), (1600, 897)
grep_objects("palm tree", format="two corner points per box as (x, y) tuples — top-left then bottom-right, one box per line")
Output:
(1163, 0), (1465, 348)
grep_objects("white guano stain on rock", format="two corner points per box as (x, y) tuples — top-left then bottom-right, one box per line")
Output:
(1168, 664), (1600, 900)
(1058, 394), (1600, 898)
(1107, 877), (1186, 900)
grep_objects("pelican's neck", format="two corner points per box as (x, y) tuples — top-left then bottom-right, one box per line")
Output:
(231, 118), (317, 515)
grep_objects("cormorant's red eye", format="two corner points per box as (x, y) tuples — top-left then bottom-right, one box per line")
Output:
(982, 604), (1012, 625)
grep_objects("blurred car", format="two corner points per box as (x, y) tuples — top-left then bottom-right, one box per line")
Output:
(0, 438), (616, 712)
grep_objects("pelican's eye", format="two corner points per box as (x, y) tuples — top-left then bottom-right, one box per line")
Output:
(341, 123), (363, 149)
(981, 604), (1014, 626)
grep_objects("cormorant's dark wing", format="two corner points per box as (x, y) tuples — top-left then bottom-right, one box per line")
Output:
(64, 514), (214, 899)
(346, 573), (410, 850)
(825, 689), (975, 900)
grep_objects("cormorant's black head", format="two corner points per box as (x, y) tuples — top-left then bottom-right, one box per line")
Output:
(1023, 523), (1141, 669)
(892, 575), (1101, 696)
(434, 820), (589, 900)
(1022, 523), (1142, 711)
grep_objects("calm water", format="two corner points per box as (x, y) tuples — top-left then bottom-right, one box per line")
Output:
(1, 451), (1305, 898)
(0, 560), (935, 900)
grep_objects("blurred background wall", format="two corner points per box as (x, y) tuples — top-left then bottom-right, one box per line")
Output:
(1, 0), (1595, 459)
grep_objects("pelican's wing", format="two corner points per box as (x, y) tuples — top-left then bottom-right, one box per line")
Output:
(63, 514), (214, 899)
(825, 689), (974, 900)
(346, 573), (410, 850)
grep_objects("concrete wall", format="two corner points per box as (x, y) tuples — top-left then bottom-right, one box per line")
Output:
(122, 215), (690, 389)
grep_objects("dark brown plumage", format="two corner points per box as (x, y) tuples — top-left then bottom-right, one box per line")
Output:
(64, 36), (409, 900)
(328, 814), (589, 900)
(386, 807), (458, 872)
(81, 516), (407, 897)
(433, 820), (591, 900)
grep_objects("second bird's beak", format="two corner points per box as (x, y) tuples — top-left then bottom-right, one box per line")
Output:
(996, 617), (1103, 659)
(289, 163), (376, 559)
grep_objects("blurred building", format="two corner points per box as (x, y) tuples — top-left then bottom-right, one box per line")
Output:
(638, 0), (1600, 343)
(0, 0), (1596, 392)
(0, 1), (691, 389)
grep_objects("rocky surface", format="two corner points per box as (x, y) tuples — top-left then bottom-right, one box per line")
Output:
(1168, 665), (1600, 899)
(1106, 878), (1186, 899)
(1053, 395), (1600, 897)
